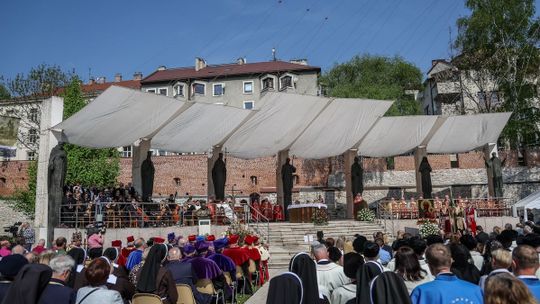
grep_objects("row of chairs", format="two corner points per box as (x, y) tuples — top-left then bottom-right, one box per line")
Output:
(132, 261), (262, 304)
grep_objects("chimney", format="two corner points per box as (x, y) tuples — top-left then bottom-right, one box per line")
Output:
(133, 72), (143, 80)
(195, 57), (207, 71)
(114, 73), (122, 82)
(290, 59), (308, 65)
(237, 57), (247, 65)
(96, 77), (106, 84)
(157, 65), (166, 71)
(88, 78), (95, 85)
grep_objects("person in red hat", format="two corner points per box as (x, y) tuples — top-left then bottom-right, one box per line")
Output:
(206, 235), (216, 242)
(121, 236), (136, 264)
(244, 235), (263, 286)
(223, 234), (253, 293)
(153, 237), (165, 244)
(188, 235), (196, 243)
(111, 240), (127, 267)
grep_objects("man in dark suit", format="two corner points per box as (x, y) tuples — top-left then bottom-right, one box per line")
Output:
(39, 255), (75, 304)
(165, 247), (212, 304)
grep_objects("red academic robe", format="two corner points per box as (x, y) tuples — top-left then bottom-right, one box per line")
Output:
(223, 246), (250, 266)
(262, 201), (273, 220)
(273, 205), (284, 222)
(245, 246), (264, 285)
(251, 202), (261, 221)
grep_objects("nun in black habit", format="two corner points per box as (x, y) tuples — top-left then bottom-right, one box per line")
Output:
(346, 260), (384, 304)
(369, 272), (411, 304)
(266, 272), (303, 304)
(136, 244), (178, 304)
(1, 264), (52, 304)
(288, 252), (328, 304)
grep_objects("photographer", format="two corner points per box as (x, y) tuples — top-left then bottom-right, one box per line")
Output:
(18, 222), (35, 252)
(87, 228), (105, 259)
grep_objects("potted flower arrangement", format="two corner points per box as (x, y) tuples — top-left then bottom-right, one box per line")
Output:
(357, 208), (376, 222)
(419, 221), (440, 238)
(312, 208), (329, 226)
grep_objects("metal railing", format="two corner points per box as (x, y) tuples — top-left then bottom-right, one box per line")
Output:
(245, 205), (270, 245)
(58, 202), (240, 229)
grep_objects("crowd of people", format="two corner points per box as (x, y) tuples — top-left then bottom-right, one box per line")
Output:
(267, 221), (540, 304)
(0, 229), (271, 303)
(59, 184), (286, 228)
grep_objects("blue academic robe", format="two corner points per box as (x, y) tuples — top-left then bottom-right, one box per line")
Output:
(411, 274), (483, 304)
(125, 250), (143, 271)
(519, 276), (540, 301)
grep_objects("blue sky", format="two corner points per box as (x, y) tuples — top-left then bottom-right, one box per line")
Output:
(0, 1), (527, 82)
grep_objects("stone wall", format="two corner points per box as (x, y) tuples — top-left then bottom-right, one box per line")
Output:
(0, 200), (32, 232)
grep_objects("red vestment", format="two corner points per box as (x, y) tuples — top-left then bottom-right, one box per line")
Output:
(465, 207), (477, 235)
(262, 201), (273, 220)
(273, 205), (284, 221)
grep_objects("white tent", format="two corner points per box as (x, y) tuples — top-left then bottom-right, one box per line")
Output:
(513, 189), (540, 220)
(53, 86), (512, 160)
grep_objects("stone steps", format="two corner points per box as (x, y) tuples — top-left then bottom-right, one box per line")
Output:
(267, 220), (387, 268)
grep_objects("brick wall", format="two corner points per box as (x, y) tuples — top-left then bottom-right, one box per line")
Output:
(0, 160), (31, 196)
(1, 150), (537, 197)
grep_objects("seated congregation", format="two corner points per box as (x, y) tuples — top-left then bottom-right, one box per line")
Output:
(267, 222), (540, 304)
(0, 232), (270, 304)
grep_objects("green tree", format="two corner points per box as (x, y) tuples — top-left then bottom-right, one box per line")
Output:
(6, 64), (69, 99)
(455, 0), (540, 148)
(320, 54), (423, 116)
(0, 84), (10, 100)
(62, 77), (119, 187)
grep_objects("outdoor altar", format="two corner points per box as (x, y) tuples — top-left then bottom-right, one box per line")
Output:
(288, 203), (328, 223)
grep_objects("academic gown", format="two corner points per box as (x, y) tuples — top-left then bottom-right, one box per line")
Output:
(207, 253), (236, 279)
(245, 246), (264, 285)
(165, 260), (212, 304)
(410, 274), (483, 304)
(223, 247), (250, 266)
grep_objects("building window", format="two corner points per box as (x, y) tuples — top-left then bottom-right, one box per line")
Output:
(243, 101), (254, 110)
(293, 174), (300, 185)
(158, 88), (168, 96)
(174, 84), (184, 97)
(280, 75), (293, 90)
(262, 77), (274, 91)
(213, 83), (224, 96)
(450, 154), (459, 168)
(477, 91), (500, 110)
(29, 108), (38, 123)
(193, 83), (205, 95)
(146, 88), (156, 94)
(0, 178), (6, 188)
(28, 129), (37, 144)
(250, 175), (258, 186)
(27, 152), (36, 161)
(122, 146), (132, 158)
(243, 81), (253, 94)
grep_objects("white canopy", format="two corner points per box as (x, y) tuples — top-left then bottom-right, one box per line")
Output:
(54, 86), (511, 159)
(223, 92), (331, 159)
(426, 113), (512, 154)
(151, 103), (252, 153)
(56, 86), (187, 148)
(514, 189), (540, 209)
(289, 98), (392, 159)
(357, 116), (439, 157)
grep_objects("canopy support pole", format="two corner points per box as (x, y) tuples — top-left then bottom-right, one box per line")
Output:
(132, 139), (151, 196)
(414, 146), (427, 195)
(484, 143), (497, 198)
(207, 145), (223, 200)
(276, 150), (289, 212)
(343, 149), (357, 219)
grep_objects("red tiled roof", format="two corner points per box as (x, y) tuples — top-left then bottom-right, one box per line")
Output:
(141, 61), (321, 83)
(55, 79), (141, 96)
(80, 79), (141, 95)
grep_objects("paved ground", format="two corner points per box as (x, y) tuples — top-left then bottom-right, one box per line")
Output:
(245, 268), (286, 304)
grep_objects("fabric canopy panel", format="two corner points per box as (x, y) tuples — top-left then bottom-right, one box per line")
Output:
(55, 86), (186, 148)
(514, 189), (540, 208)
(151, 103), (252, 153)
(223, 92), (330, 159)
(357, 116), (439, 157)
(426, 112), (512, 154)
(289, 98), (392, 159)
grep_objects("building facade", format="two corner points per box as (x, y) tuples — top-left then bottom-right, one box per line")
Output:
(140, 58), (321, 110)
(418, 59), (501, 116)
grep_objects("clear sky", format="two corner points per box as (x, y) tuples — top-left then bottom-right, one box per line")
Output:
(0, 0), (521, 82)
